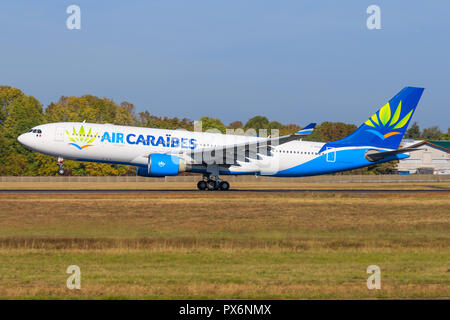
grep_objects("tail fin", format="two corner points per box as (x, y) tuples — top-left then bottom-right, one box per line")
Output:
(320, 87), (424, 152)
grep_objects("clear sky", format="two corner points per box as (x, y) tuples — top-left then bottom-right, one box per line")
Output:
(0, 1), (449, 130)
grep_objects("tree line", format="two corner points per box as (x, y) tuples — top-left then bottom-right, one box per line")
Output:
(0, 86), (448, 176)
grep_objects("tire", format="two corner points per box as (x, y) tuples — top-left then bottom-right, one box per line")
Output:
(58, 168), (65, 175)
(206, 179), (217, 190)
(197, 180), (207, 190)
(219, 181), (230, 191)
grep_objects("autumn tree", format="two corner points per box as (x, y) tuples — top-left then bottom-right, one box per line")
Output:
(244, 116), (269, 131)
(138, 111), (193, 130)
(280, 124), (301, 136)
(228, 121), (243, 129)
(1, 85), (445, 176)
(198, 116), (226, 133)
(316, 122), (357, 142)
(440, 128), (450, 140)
(405, 122), (421, 139)
(421, 126), (442, 140)
(0, 86), (45, 175)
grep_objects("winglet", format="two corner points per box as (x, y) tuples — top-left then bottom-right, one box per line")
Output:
(295, 123), (316, 135)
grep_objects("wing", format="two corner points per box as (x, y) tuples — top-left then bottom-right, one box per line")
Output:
(184, 123), (316, 165)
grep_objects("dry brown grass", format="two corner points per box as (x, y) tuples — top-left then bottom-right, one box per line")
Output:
(0, 189), (448, 299)
(0, 181), (449, 190)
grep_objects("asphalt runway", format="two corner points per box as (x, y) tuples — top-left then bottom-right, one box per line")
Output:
(0, 189), (448, 194)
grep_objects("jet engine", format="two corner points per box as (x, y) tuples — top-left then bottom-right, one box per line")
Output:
(136, 154), (191, 177)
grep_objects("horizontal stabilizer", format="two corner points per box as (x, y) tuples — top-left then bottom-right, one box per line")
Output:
(365, 147), (422, 162)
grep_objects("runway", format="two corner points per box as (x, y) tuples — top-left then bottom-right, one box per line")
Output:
(0, 188), (448, 194)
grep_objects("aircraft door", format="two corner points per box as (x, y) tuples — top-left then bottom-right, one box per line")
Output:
(55, 127), (65, 142)
(326, 147), (336, 162)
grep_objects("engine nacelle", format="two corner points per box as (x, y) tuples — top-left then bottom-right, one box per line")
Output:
(136, 154), (190, 177)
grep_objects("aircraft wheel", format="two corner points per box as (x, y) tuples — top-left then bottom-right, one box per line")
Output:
(58, 168), (65, 175)
(206, 179), (217, 191)
(219, 181), (230, 191)
(197, 180), (207, 191)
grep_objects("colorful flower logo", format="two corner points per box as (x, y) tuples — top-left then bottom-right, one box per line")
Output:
(66, 126), (98, 150)
(363, 100), (413, 140)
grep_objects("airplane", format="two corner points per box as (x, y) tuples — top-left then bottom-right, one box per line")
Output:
(18, 87), (424, 191)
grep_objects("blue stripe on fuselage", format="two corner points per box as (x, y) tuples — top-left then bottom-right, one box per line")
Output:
(272, 148), (408, 177)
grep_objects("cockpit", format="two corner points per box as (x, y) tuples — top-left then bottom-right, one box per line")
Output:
(18, 127), (44, 148)
(27, 129), (42, 133)
(22, 128), (44, 139)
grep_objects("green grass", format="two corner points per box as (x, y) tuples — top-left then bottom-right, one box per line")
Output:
(0, 189), (448, 299)
(1, 249), (448, 299)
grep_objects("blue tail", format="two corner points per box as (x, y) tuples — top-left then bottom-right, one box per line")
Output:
(320, 87), (424, 152)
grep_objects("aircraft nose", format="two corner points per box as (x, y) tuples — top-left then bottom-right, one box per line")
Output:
(18, 134), (25, 144)
(17, 133), (29, 147)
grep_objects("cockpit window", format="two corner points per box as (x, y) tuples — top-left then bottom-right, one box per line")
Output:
(37, 129), (42, 134)
(32, 129), (37, 133)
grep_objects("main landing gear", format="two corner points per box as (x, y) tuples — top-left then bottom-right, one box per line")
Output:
(197, 174), (230, 191)
(57, 157), (65, 175)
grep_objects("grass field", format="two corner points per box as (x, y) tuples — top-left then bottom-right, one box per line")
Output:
(1, 180), (449, 190)
(0, 182), (449, 299)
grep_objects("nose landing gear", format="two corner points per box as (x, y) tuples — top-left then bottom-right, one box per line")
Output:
(57, 157), (65, 175)
(197, 174), (230, 191)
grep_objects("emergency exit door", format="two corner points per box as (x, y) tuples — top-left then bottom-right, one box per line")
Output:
(55, 127), (65, 142)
